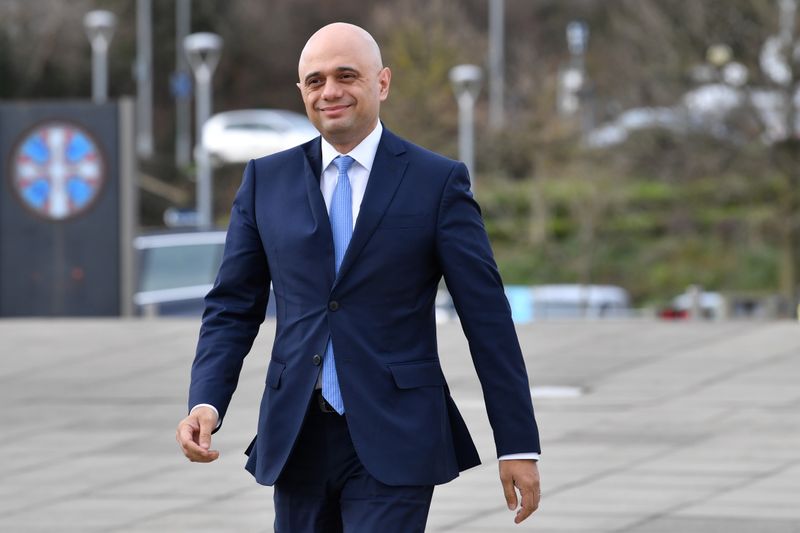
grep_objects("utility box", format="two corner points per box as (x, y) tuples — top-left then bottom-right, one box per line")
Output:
(0, 100), (136, 316)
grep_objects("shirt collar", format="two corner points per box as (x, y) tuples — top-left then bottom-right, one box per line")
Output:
(320, 121), (383, 173)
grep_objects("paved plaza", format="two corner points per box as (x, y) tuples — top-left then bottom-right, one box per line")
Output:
(1, 318), (799, 532)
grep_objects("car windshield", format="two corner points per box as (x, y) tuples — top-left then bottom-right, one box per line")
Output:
(139, 243), (223, 292)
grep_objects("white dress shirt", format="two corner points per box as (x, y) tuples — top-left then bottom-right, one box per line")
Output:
(319, 121), (382, 222)
(191, 120), (538, 461)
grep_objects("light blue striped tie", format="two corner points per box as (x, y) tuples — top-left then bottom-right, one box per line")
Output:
(322, 155), (354, 414)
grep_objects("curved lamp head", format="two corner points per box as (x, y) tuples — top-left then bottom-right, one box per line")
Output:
(84, 10), (117, 47)
(449, 64), (483, 101)
(184, 32), (224, 77)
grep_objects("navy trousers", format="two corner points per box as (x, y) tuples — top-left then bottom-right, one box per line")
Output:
(273, 393), (434, 532)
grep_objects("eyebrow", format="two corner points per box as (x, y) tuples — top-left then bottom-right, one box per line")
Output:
(303, 66), (360, 85)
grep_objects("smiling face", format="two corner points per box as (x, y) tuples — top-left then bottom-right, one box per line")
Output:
(297, 23), (391, 153)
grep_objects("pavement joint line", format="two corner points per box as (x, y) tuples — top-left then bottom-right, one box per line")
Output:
(101, 483), (259, 532)
(11, 395), (186, 406)
(587, 324), (758, 388)
(1, 414), (103, 451)
(540, 321), (744, 360)
(0, 329), (189, 384)
(670, 345), (800, 398)
(610, 457), (800, 532)
(1, 432), (168, 478)
(0, 462), (187, 519)
(432, 431), (716, 531)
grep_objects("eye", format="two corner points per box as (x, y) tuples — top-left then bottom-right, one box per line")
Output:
(306, 78), (322, 88)
(339, 72), (357, 81)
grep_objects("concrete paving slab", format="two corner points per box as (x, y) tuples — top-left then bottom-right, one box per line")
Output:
(1, 319), (798, 532)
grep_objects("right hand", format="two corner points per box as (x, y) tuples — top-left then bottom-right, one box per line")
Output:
(176, 406), (220, 462)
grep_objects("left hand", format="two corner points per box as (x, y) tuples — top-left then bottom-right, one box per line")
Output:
(499, 459), (540, 524)
(175, 407), (220, 463)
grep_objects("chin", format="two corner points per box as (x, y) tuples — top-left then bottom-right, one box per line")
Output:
(320, 120), (352, 136)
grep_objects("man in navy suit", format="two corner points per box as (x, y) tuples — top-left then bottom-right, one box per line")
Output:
(177, 22), (541, 532)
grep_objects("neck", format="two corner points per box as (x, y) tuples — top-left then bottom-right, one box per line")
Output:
(325, 120), (379, 154)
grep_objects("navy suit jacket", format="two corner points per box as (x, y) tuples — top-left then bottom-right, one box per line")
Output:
(189, 127), (540, 487)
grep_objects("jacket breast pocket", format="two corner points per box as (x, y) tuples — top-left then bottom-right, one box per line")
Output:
(266, 359), (286, 389)
(378, 214), (430, 229)
(388, 359), (444, 389)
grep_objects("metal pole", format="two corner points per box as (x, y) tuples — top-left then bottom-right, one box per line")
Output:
(458, 92), (476, 184)
(196, 73), (212, 228)
(118, 98), (139, 316)
(93, 44), (109, 104)
(450, 64), (482, 188)
(567, 21), (590, 139)
(136, 0), (154, 158)
(175, 0), (192, 167)
(488, 0), (505, 130)
(184, 32), (222, 228)
(84, 11), (116, 105)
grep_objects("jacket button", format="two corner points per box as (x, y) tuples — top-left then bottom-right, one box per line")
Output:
(312, 354), (322, 366)
(328, 301), (339, 311)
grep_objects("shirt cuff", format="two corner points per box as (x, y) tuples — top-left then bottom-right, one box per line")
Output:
(190, 403), (221, 429)
(499, 452), (540, 461)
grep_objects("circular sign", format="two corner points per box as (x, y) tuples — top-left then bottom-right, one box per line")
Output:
(12, 121), (105, 221)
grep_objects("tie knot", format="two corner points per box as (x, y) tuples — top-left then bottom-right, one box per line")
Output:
(333, 155), (354, 174)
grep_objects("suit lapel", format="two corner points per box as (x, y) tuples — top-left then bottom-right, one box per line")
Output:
(333, 129), (408, 290)
(302, 138), (336, 287)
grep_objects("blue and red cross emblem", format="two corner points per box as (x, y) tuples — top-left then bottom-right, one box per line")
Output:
(12, 122), (105, 221)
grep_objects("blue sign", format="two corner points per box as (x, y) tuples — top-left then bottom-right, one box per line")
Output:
(12, 122), (105, 221)
(170, 71), (193, 99)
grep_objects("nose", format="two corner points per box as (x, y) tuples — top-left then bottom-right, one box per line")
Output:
(321, 78), (343, 100)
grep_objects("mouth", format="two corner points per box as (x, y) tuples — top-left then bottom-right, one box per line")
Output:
(318, 104), (352, 116)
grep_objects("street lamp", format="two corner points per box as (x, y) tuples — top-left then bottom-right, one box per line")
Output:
(83, 10), (116, 104)
(450, 64), (483, 186)
(184, 32), (223, 229)
(135, 0), (154, 158)
(173, 0), (193, 167)
(488, 0), (505, 130)
(561, 20), (593, 136)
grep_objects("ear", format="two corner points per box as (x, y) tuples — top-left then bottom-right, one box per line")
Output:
(378, 67), (391, 101)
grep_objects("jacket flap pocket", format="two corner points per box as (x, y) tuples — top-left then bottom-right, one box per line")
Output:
(389, 360), (444, 389)
(266, 359), (286, 389)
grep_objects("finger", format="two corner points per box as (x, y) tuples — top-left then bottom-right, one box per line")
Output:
(514, 486), (537, 524)
(181, 437), (219, 462)
(176, 420), (218, 462)
(189, 448), (220, 463)
(198, 419), (214, 450)
(177, 421), (197, 445)
(500, 475), (518, 510)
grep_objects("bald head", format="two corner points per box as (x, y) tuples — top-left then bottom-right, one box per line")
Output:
(296, 23), (391, 153)
(298, 23), (383, 79)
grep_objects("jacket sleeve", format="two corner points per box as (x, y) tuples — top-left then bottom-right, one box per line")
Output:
(188, 160), (270, 431)
(435, 162), (541, 456)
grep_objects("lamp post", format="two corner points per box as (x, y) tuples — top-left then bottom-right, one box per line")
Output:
(488, 0), (505, 130)
(565, 20), (592, 137)
(173, 0), (192, 168)
(184, 32), (223, 229)
(566, 20), (589, 68)
(83, 10), (116, 104)
(135, 0), (153, 158)
(450, 64), (483, 186)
